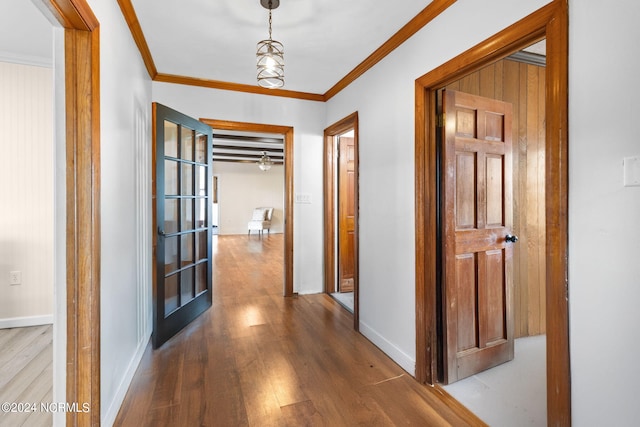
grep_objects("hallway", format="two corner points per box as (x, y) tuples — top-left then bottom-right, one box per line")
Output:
(114, 234), (482, 426)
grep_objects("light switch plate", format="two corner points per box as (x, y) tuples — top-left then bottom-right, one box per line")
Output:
(295, 193), (312, 204)
(623, 156), (640, 187)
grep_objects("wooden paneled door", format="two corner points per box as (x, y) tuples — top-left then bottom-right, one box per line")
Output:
(152, 103), (213, 348)
(441, 90), (515, 383)
(324, 112), (359, 328)
(338, 136), (356, 293)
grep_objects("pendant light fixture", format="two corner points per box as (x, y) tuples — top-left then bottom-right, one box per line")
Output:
(256, 0), (284, 89)
(257, 151), (274, 171)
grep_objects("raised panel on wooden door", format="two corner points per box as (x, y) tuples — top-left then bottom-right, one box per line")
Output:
(481, 249), (507, 346)
(442, 90), (514, 384)
(485, 154), (505, 227)
(456, 152), (477, 230)
(339, 136), (356, 293)
(455, 253), (478, 353)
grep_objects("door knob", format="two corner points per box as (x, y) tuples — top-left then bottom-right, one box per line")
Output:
(505, 234), (518, 243)
(158, 228), (166, 237)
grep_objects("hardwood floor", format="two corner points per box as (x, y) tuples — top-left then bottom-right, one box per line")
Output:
(0, 324), (53, 427)
(115, 234), (484, 426)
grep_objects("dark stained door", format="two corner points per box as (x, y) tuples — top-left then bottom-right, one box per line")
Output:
(441, 90), (515, 383)
(338, 136), (356, 293)
(152, 103), (212, 348)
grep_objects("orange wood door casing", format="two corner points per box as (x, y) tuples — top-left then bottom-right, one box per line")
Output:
(442, 90), (515, 383)
(338, 136), (356, 293)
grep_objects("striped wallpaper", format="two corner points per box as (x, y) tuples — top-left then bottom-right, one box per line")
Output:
(0, 60), (54, 326)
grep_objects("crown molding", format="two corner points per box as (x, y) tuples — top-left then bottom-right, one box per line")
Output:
(0, 51), (52, 68)
(118, 0), (457, 102)
(154, 73), (325, 102)
(323, 0), (457, 101)
(117, 0), (157, 78)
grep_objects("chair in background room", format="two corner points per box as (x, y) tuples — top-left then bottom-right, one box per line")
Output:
(247, 207), (273, 236)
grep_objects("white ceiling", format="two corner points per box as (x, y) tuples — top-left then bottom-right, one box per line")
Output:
(131, 0), (432, 94)
(0, 0), (53, 65)
(2, 1), (545, 97)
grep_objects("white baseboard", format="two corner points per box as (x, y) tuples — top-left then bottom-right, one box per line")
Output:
(0, 315), (54, 329)
(102, 332), (151, 427)
(219, 230), (284, 236)
(359, 320), (416, 376)
(295, 288), (323, 295)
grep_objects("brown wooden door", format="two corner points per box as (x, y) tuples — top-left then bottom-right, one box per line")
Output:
(441, 90), (515, 383)
(338, 136), (355, 292)
(152, 103), (213, 348)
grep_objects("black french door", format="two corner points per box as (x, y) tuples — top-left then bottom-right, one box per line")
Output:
(152, 103), (212, 348)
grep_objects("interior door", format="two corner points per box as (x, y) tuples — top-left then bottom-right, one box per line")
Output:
(338, 136), (356, 293)
(441, 90), (515, 383)
(152, 102), (212, 348)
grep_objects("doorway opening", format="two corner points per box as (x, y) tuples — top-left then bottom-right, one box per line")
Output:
(435, 41), (548, 425)
(0, 3), (55, 425)
(202, 119), (294, 297)
(212, 175), (220, 235)
(210, 129), (285, 239)
(26, 0), (103, 422)
(324, 113), (359, 328)
(414, 2), (569, 425)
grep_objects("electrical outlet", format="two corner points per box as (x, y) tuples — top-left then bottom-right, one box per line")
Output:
(9, 271), (21, 285)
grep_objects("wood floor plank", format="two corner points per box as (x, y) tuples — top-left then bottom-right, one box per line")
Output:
(0, 325), (52, 390)
(1, 359), (53, 427)
(114, 234), (483, 426)
(0, 339), (52, 404)
(149, 339), (185, 411)
(280, 399), (326, 426)
(251, 330), (308, 408)
(232, 334), (284, 426)
(19, 385), (53, 427)
(200, 337), (249, 426)
(0, 325), (52, 427)
(0, 325), (50, 383)
(0, 328), (20, 350)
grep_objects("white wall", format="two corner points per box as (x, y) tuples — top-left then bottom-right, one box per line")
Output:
(0, 0), (55, 329)
(84, 0), (154, 425)
(0, 0), (52, 66)
(324, 0), (640, 423)
(0, 2), (62, 424)
(325, 0), (549, 374)
(569, 1), (640, 425)
(213, 162), (284, 235)
(152, 82), (326, 294)
(25, 0), (639, 424)
(0, 61), (54, 327)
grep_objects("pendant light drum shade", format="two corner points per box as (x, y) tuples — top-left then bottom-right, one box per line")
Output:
(257, 39), (284, 88)
(258, 151), (274, 171)
(256, 0), (284, 89)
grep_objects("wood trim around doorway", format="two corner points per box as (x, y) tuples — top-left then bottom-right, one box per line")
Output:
(200, 119), (294, 297)
(37, 0), (102, 425)
(323, 112), (359, 330)
(414, 1), (569, 425)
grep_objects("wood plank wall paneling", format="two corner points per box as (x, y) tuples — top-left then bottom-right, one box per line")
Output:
(446, 59), (546, 338)
(0, 61), (54, 324)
